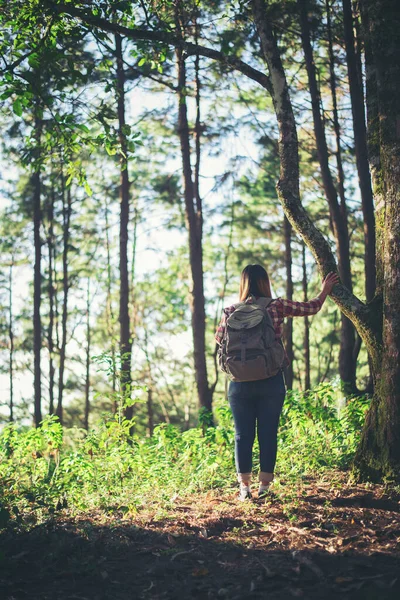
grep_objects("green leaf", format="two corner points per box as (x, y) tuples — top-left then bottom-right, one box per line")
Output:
(105, 142), (116, 156)
(138, 57), (146, 66)
(12, 99), (23, 117)
(1, 90), (13, 100)
(84, 181), (93, 196)
(76, 123), (90, 133)
(28, 53), (40, 68)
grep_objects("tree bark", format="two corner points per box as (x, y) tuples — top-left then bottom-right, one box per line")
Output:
(115, 33), (133, 420)
(342, 0), (376, 302)
(353, 0), (400, 480)
(302, 244), (311, 391)
(47, 180), (55, 415)
(298, 0), (357, 392)
(104, 196), (117, 400)
(56, 183), (71, 424)
(33, 111), (43, 427)
(176, 42), (213, 415)
(283, 216), (294, 389)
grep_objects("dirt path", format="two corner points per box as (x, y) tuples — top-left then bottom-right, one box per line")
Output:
(1, 476), (399, 599)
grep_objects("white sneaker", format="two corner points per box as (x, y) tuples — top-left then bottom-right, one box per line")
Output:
(239, 483), (252, 501)
(258, 483), (271, 498)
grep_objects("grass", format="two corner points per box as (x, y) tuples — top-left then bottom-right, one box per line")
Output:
(0, 379), (370, 530)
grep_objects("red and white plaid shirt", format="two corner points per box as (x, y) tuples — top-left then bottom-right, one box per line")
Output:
(215, 296), (323, 366)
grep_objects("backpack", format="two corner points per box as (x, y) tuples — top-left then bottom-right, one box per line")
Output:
(218, 296), (285, 382)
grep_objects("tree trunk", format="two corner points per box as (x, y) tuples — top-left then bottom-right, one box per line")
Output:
(84, 277), (91, 430)
(115, 33), (133, 420)
(283, 216), (294, 389)
(8, 262), (14, 422)
(353, 0), (400, 480)
(344, 0), (375, 390)
(176, 45), (213, 415)
(33, 111), (43, 427)
(298, 0), (357, 392)
(56, 183), (72, 424)
(251, 0), (379, 364)
(302, 244), (311, 391)
(47, 181), (55, 415)
(342, 0), (376, 302)
(144, 329), (154, 437)
(104, 196), (117, 400)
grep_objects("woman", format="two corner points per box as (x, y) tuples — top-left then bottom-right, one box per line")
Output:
(215, 264), (339, 500)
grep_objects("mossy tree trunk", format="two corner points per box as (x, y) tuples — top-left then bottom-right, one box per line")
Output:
(252, 0), (399, 480)
(352, 0), (400, 480)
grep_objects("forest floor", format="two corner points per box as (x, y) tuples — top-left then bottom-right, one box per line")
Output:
(1, 472), (400, 600)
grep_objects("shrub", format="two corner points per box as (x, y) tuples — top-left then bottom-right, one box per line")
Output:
(0, 382), (370, 526)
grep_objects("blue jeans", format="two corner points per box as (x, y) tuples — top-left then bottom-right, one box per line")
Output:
(228, 371), (286, 476)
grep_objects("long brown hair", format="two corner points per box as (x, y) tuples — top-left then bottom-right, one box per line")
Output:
(239, 264), (272, 301)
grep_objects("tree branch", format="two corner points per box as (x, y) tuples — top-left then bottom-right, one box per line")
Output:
(48, 2), (272, 93)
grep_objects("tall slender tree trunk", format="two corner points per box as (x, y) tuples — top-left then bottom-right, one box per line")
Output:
(342, 0), (376, 302)
(302, 244), (311, 391)
(343, 0), (375, 390)
(175, 43), (213, 415)
(353, 0), (400, 480)
(115, 33), (133, 420)
(84, 277), (91, 430)
(8, 262), (14, 422)
(104, 197), (117, 400)
(130, 193), (138, 344)
(283, 216), (294, 389)
(33, 111), (43, 427)
(47, 181), (55, 415)
(144, 330), (154, 437)
(298, 0), (357, 392)
(326, 0), (347, 222)
(56, 184), (71, 424)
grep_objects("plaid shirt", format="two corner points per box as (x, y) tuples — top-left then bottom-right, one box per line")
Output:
(215, 296), (323, 366)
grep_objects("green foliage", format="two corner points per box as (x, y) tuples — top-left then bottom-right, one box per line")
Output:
(0, 382), (370, 528)
(278, 382), (370, 474)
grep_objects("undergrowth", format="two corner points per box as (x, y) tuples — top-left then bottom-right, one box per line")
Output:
(0, 380), (370, 529)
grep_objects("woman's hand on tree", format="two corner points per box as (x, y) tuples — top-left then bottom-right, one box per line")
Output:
(321, 272), (340, 296)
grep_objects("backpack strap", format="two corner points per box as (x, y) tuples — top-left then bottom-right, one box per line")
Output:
(255, 297), (273, 308)
(245, 295), (273, 309)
